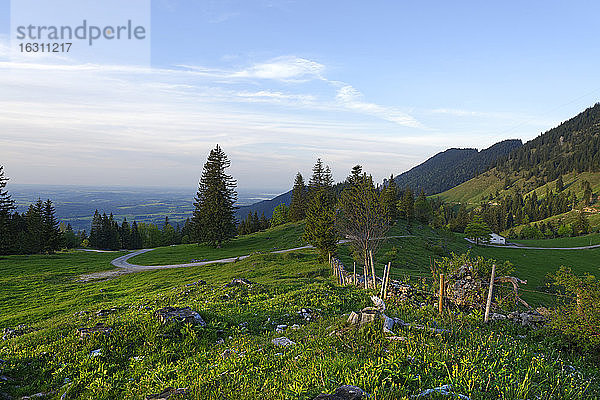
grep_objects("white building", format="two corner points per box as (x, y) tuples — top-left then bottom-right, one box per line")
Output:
(489, 233), (506, 245)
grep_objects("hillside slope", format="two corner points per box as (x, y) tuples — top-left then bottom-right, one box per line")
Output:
(235, 190), (292, 220)
(389, 139), (522, 194)
(440, 104), (600, 206)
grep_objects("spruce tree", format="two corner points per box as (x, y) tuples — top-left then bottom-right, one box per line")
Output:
(288, 173), (307, 221)
(130, 221), (143, 249)
(42, 199), (61, 253)
(120, 218), (131, 249)
(0, 166), (16, 254)
(381, 174), (399, 222)
(303, 159), (336, 260)
(191, 144), (238, 247)
(25, 199), (44, 253)
(89, 210), (102, 248)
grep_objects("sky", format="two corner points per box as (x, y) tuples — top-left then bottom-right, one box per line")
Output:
(1, 0), (600, 192)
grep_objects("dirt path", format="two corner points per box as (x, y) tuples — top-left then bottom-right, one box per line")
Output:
(464, 237), (600, 250)
(78, 235), (415, 282)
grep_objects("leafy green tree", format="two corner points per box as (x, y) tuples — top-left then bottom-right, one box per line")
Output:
(270, 203), (289, 227)
(191, 144), (238, 247)
(464, 215), (492, 244)
(288, 173), (307, 221)
(336, 172), (390, 268)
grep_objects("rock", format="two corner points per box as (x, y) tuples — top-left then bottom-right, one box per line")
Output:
(370, 295), (386, 312)
(95, 308), (119, 317)
(412, 384), (470, 399)
(77, 323), (112, 338)
(155, 307), (206, 326)
(272, 337), (296, 347)
(225, 278), (253, 287)
(2, 325), (33, 341)
(359, 307), (380, 324)
(90, 349), (102, 357)
(490, 313), (507, 321)
(145, 387), (188, 400)
(19, 393), (47, 399)
(276, 324), (287, 333)
(221, 349), (237, 358)
(383, 315), (395, 333)
(215, 338), (225, 344)
(298, 308), (317, 321)
(347, 312), (360, 325)
(387, 336), (407, 341)
(290, 324), (301, 330)
(185, 280), (206, 287)
(313, 385), (367, 400)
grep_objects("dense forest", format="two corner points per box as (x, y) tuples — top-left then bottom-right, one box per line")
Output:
(495, 103), (600, 178)
(390, 139), (522, 194)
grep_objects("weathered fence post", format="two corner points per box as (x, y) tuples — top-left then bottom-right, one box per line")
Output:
(438, 273), (445, 315)
(364, 255), (369, 289)
(353, 262), (356, 286)
(484, 264), (496, 323)
(383, 262), (391, 299)
(379, 264), (387, 298)
(369, 250), (376, 290)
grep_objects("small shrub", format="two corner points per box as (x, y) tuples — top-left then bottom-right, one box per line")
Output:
(548, 266), (600, 356)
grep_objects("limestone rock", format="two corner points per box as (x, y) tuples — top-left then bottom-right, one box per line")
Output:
(225, 278), (253, 287)
(313, 385), (367, 400)
(155, 307), (206, 326)
(77, 323), (112, 338)
(272, 337), (296, 347)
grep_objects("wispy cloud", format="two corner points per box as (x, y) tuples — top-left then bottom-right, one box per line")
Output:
(336, 85), (425, 129)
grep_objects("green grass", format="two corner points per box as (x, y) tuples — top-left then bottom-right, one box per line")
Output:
(130, 222), (306, 266)
(1, 248), (598, 399)
(511, 233), (600, 248)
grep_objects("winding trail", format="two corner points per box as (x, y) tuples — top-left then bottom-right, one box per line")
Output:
(464, 238), (600, 250)
(78, 235), (414, 282)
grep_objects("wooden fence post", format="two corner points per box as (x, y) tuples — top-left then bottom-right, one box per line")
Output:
(438, 273), (445, 315)
(369, 250), (376, 290)
(383, 262), (391, 299)
(364, 255), (369, 290)
(353, 262), (356, 286)
(484, 264), (496, 323)
(379, 264), (387, 298)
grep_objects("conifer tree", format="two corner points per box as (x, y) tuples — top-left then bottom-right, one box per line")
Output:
(398, 188), (415, 226)
(191, 144), (238, 247)
(130, 221), (143, 249)
(271, 203), (289, 227)
(42, 199), (61, 253)
(25, 199), (44, 253)
(288, 173), (307, 221)
(303, 159), (336, 260)
(0, 166), (15, 254)
(161, 216), (176, 245)
(120, 218), (131, 249)
(89, 210), (102, 248)
(381, 174), (399, 222)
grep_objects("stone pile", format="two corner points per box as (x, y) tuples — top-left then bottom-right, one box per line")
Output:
(490, 309), (547, 327)
(2, 325), (33, 341)
(447, 265), (486, 308)
(155, 307), (206, 326)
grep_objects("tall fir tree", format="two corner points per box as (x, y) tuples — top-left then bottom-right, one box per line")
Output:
(42, 199), (61, 253)
(130, 221), (143, 249)
(25, 199), (44, 253)
(0, 166), (16, 254)
(120, 218), (131, 249)
(303, 159), (336, 260)
(288, 173), (307, 221)
(381, 174), (399, 222)
(191, 144), (238, 247)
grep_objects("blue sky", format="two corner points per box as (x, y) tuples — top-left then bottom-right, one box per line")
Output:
(1, 0), (600, 191)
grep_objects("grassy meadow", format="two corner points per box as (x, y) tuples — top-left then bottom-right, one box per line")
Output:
(1, 222), (599, 399)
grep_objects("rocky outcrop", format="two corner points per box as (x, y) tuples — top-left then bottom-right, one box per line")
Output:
(224, 278), (253, 287)
(155, 307), (206, 326)
(77, 323), (113, 338)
